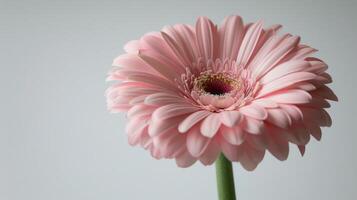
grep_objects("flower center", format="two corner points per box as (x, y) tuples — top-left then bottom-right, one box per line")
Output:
(194, 73), (241, 95)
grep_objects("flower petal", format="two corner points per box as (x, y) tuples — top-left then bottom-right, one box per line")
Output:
(239, 103), (267, 120)
(139, 52), (181, 81)
(254, 35), (300, 79)
(266, 125), (289, 161)
(221, 126), (245, 145)
(140, 33), (184, 71)
(145, 93), (185, 105)
(265, 89), (312, 104)
(152, 104), (199, 121)
(219, 138), (242, 161)
(236, 21), (263, 67)
(161, 31), (191, 66)
(178, 110), (211, 133)
(220, 111), (241, 127)
(127, 104), (155, 119)
(196, 16), (216, 60)
(124, 40), (140, 53)
(219, 15), (244, 60)
(186, 126), (211, 157)
(279, 104), (303, 122)
(304, 121), (322, 141)
(163, 24), (199, 63)
(246, 133), (268, 150)
(175, 150), (197, 168)
(260, 60), (310, 84)
(199, 140), (221, 165)
(253, 99), (278, 108)
(297, 145), (306, 156)
(266, 108), (292, 128)
(311, 85), (338, 101)
(242, 116), (264, 134)
(286, 45), (317, 60)
(240, 143), (265, 171)
(148, 116), (184, 136)
(201, 113), (222, 137)
(257, 72), (316, 98)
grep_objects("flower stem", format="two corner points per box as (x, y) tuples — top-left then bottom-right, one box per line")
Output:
(215, 154), (236, 200)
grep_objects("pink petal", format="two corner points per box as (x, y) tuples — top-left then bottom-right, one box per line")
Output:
(248, 34), (287, 71)
(163, 24), (199, 63)
(253, 99), (278, 108)
(127, 104), (155, 119)
(279, 104), (303, 122)
(178, 110), (211, 133)
(140, 33), (184, 72)
(311, 85), (338, 101)
(240, 143), (265, 171)
(211, 96), (235, 108)
(287, 124), (311, 145)
(152, 127), (176, 147)
(145, 93), (186, 105)
(124, 40), (140, 53)
(161, 31), (191, 66)
(152, 104), (199, 121)
(186, 126), (211, 157)
(301, 107), (332, 127)
(240, 153), (257, 171)
(288, 45), (317, 60)
(163, 136), (186, 158)
(265, 89), (312, 104)
(254, 35), (300, 79)
(246, 134), (268, 150)
(256, 72), (316, 98)
(148, 116), (184, 136)
(111, 54), (156, 76)
(314, 73), (332, 84)
(129, 95), (147, 105)
(128, 72), (179, 92)
(219, 138), (242, 161)
(304, 121), (322, 141)
(297, 83), (316, 91)
(175, 150), (197, 168)
(304, 95), (331, 108)
(242, 116), (264, 134)
(199, 140), (221, 165)
(266, 126), (289, 161)
(139, 52), (181, 81)
(260, 60), (310, 84)
(127, 120), (149, 146)
(306, 60), (328, 74)
(236, 21), (263, 67)
(298, 145), (306, 156)
(250, 24), (282, 58)
(201, 113), (222, 137)
(219, 15), (244, 60)
(221, 126), (245, 145)
(152, 128), (185, 158)
(196, 16), (216, 60)
(266, 108), (292, 128)
(239, 103), (267, 120)
(220, 111), (241, 127)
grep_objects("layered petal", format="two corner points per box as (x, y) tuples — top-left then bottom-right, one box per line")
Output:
(107, 15), (336, 170)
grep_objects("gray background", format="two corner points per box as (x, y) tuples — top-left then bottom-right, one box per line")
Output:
(1, 0), (356, 199)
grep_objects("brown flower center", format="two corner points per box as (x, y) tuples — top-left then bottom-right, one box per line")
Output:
(194, 73), (241, 95)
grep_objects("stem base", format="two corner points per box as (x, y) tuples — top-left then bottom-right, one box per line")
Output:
(215, 154), (236, 200)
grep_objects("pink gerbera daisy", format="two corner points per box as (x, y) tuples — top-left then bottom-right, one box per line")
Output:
(106, 15), (337, 170)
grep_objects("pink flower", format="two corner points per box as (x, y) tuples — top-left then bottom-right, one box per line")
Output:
(106, 15), (337, 170)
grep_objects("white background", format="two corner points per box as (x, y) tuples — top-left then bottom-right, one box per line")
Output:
(1, 0), (356, 199)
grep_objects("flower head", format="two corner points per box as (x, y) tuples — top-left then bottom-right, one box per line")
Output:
(106, 15), (337, 170)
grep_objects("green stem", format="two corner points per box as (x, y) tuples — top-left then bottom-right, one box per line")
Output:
(215, 154), (236, 200)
